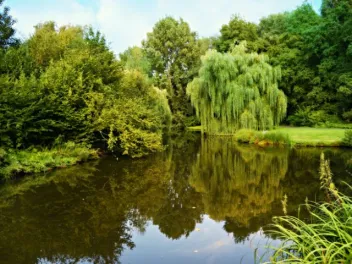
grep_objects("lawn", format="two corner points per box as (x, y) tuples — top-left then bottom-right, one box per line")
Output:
(187, 126), (347, 147)
(276, 127), (345, 146)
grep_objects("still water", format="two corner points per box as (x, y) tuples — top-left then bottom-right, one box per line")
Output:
(0, 134), (351, 264)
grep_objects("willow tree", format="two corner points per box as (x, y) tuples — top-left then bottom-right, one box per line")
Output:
(187, 42), (287, 134)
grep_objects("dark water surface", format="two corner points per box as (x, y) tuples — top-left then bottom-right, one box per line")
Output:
(1, 134), (351, 264)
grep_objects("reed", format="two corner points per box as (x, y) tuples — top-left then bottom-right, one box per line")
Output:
(264, 154), (352, 263)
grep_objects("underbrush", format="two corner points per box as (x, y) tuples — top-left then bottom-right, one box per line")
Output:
(0, 142), (98, 180)
(342, 130), (352, 147)
(234, 129), (292, 146)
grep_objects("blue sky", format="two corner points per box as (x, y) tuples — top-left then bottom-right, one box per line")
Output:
(8, 0), (322, 54)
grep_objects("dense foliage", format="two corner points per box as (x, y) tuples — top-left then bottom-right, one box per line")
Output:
(0, 2), (171, 163)
(1, 0), (352, 175)
(0, 0), (18, 49)
(142, 17), (201, 128)
(187, 43), (287, 134)
(215, 1), (352, 126)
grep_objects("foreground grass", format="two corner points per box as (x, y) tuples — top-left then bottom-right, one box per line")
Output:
(266, 192), (352, 263)
(0, 142), (99, 180)
(264, 154), (352, 263)
(187, 126), (347, 147)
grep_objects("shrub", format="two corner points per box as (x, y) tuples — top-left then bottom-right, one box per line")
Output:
(0, 142), (98, 180)
(287, 108), (341, 127)
(234, 129), (291, 146)
(287, 107), (312, 126)
(342, 129), (352, 146)
(261, 131), (292, 146)
(233, 129), (257, 143)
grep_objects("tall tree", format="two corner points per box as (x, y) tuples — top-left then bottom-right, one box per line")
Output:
(187, 43), (287, 134)
(316, 0), (352, 120)
(258, 5), (321, 118)
(142, 17), (201, 127)
(215, 15), (260, 53)
(0, 0), (18, 49)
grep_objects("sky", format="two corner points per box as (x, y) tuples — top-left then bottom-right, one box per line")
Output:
(8, 0), (322, 55)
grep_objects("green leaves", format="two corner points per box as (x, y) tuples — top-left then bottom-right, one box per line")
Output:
(187, 42), (287, 134)
(0, 0), (18, 49)
(215, 15), (260, 53)
(98, 70), (171, 158)
(142, 17), (201, 126)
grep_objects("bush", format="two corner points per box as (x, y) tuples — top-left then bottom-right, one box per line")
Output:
(260, 131), (292, 146)
(322, 122), (352, 129)
(287, 107), (311, 126)
(342, 129), (352, 146)
(0, 142), (98, 180)
(233, 129), (257, 143)
(287, 108), (341, 127)
(234, 129), (291, 146)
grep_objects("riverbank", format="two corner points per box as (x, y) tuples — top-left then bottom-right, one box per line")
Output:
(0, 142), (99, 180)
(277, 127), (345, 146)
(187, 126), (348, 147)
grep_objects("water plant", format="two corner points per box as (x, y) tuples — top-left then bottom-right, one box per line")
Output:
(265, 153), (352, 263)
(0, 142), (98, 180)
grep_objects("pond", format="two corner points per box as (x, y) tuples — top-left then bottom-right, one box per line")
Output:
(0, 134), (351, 264)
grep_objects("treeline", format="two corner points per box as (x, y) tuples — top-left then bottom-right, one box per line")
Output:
(0, 0), (351, 159)
(213, 1), (352, 127)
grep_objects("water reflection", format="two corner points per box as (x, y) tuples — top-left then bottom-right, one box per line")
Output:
(0, 135), (351, 264)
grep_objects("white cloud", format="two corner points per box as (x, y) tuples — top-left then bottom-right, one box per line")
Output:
(96, 0), (151, 55)
(12, 0), (314, 54)
(12, 0), (96, 39)
(154, 0), (306, 38)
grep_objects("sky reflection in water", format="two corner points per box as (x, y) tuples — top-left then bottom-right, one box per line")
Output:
(0, 134), (351, 264)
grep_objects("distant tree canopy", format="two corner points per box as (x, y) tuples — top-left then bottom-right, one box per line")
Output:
(187, 43), (287, 134)
(214, 2), (352, 126)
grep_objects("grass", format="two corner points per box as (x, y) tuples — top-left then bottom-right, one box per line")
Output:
(234, 129), (292, 146)
(263, 154), (352, 263)
(0, 142), (99, 180)
(187, 126), (348, 147)
(276, 127), (345, 147)
(186, 125), (202, 132)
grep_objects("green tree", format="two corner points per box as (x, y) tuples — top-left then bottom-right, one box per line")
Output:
(96, 70), (171, 158)
(187, 42), (287, 134)
(215, 15), (260, 53)
(142, 17), (201, 127)
(0, 21), (170, 157)
(0, 0), (18, 49)
(119, 46), (151, 75)
(316, 0), (352, 120)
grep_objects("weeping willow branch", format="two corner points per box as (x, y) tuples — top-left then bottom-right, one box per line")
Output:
(187, 42), (287, 134)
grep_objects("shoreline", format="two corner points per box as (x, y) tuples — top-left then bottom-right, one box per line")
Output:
(187, 126), (349, 148)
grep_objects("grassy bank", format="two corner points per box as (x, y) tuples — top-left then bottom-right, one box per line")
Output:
(187, 126), (348, 147)
(234, 129), (292, 146)
(0, 142), (99, 180)
(277, 127), (345, 147)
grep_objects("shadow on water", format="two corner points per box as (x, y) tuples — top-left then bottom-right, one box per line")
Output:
(0, 133), (351, 263)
